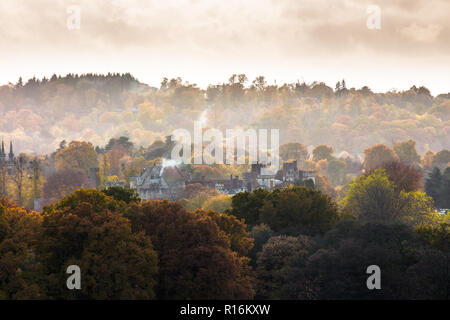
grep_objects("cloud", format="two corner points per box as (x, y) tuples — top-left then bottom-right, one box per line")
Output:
(0, 0), (449, 94)
(400, 23), (443, 43)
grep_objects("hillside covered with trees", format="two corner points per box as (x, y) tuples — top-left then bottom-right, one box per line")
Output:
(0, 73), (449, 300)
(1, 74), (449, 155)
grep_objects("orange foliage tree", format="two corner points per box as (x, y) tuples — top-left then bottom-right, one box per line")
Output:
(363, 144), (399, 171)
(0, 198), (44, 299)
(125, 200), (255, 299)
(39, 190), (158, 299)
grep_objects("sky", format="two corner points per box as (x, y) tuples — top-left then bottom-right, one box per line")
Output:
(0, 0), (449, 94)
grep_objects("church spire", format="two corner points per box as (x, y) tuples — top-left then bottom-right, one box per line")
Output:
(9, 141), (14, 160)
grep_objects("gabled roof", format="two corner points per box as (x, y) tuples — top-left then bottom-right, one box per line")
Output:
(162, 166), (184, 183)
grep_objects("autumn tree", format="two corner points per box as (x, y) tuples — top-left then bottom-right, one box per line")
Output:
(203, 209), (254, 257)
(202, 194), (232, 212)
(29, 158), (41, 200)
(180, 183), (218, 200)
(366, 161), (422, 193)
(0, 167), (7, 198)
(252, 76), (267, 91)
(54, 141), (99, 173)
(107, 147), (126, 176)
(363, 144), (399, 171)
(120, 155), (149, 185)
(314, 174), (338, 199)
(99, 154), (110, 189)
(422, 150), (435, 169)
(42, 169), (90, 206)
(125, 200), (254, 299)
(10, 156), (27, 206)
(179, 185), (221, 211)
(0, 199), (44, 299)
(39, 189), (158, 299)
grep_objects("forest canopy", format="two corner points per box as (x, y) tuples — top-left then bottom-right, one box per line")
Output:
(0, 73), (448, 156)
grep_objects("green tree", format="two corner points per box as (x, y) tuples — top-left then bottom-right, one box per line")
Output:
(256, 235), (313, 299)
(101, 186), (141, 204)
(248, 224), (274, 266)
(409, 222), (450, 299)
(105, 136), (134, 154)
(342, 169), (399, 222)
(425, 167), (443, 208)
(260, 187), (340, 236)
(326, 159), (347, 185)
(393, 139), (421, 166)
(289, 223), (418, 299)
(432, 150), (450, 170)
(312, 144), (334, 162)
(229, 188), (272, 228)
(343, 169), (433, 224)
(441, 168), (450, 208)
(280, 143), (309, 162)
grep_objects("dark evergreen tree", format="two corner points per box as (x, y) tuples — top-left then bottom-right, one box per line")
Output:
(425, 167), (443, 207)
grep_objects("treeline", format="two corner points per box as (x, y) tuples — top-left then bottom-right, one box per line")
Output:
(0, 73), (448, 155)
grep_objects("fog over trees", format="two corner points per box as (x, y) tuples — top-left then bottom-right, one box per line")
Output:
(0, 74), (448, 155)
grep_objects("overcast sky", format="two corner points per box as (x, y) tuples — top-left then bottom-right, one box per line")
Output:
(0, 0), (449, 94)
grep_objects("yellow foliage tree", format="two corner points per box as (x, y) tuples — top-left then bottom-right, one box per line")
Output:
(54, 141), (99, 173)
